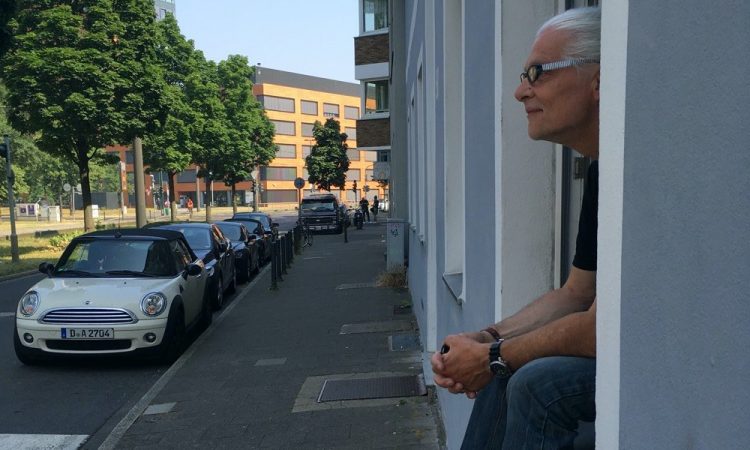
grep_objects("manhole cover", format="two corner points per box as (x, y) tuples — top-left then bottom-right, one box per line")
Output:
(317, 375), (426, 402)
(389, 334), (421, 351)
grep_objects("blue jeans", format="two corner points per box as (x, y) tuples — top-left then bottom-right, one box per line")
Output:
(461, 356), (596, 450)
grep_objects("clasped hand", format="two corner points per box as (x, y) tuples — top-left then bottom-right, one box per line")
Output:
(431, 334), (493, 398)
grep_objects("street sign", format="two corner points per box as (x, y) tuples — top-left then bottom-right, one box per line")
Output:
(294, 177), (305, 189)
(63, 183), (71, 192)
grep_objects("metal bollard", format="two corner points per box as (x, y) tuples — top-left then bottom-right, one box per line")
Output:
(276, 240), (285, 279)
(270, 239), (278, 290)
(294, 225), (302, 255)
(280, 236), (288, 275)
(286, 231), (293, 266)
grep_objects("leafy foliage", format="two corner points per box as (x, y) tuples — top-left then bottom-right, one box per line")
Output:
(305, 118), (349, 191)
(2, 0), (165, 230)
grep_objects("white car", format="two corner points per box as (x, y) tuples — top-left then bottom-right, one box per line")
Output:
(14, 228), (210, 364)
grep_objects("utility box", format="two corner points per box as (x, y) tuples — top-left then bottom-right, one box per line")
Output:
(386, 218), (407, 271)
(91, 204), (99, 219)
(41, 205), (61, 222)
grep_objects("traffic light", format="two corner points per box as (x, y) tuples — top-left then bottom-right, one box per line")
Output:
(352, 180), (358, 192)
(250, 180), (256, 190)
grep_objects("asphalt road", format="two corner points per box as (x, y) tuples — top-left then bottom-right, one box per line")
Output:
(0, 212), (299, 449)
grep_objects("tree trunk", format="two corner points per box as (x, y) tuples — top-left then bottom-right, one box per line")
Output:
(205, 175), (212, 222)
(168, 171), (177, 222)
(76, 142), (94, 231)
(231, 184), (237, 215)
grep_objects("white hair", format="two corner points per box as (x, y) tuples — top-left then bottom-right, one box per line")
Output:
(538, 7), (601, 61)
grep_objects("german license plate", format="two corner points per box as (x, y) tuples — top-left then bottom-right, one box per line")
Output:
(61, 328), (114, 339)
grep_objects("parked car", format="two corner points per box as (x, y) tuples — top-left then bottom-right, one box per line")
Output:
(214, 221), (260, 283)
(224, 218), (271, 264)
(300, 193), (344, 233)
(231, 212), (279, 240)
(146, 222), (235, 310)
(13, 228), (210, 365)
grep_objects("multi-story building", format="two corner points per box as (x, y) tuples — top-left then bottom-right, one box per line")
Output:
(154, 0), (176, 20)
(354, 0), (403, 218)
(110, 66), (383, 211)
(250, 66), (384, 209)
(373, 0), (750, 448)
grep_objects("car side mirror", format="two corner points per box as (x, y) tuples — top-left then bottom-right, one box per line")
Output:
(39, 262), (54, 276)
(184, 263), (202, 278)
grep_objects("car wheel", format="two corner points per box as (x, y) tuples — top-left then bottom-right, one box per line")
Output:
(13, 325), (43, 365)
(158, 305), (186, 364)
(198, 289), (212, 331)
(212, 277), (224, 310)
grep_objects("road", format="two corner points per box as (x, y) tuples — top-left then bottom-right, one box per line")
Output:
(0, 212), (298, 449)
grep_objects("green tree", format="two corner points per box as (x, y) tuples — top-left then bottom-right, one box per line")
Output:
(185, 57), (230, 222)
(144, 14), (198, 220)
(0, 0), (17, 59)
(305, 118), (349, 191)
(213, 55), (276, 214)
(2, 1), (166, 230)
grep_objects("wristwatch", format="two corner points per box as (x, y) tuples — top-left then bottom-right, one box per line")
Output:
(489, 339), (512, 378)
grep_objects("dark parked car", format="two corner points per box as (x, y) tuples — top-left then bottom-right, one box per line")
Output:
(214, 221), (260, 283)
(224, 218), (271, 264)
(145, 222), (235, 310)
(231, 212), (279, 240)
(300, 193), (343, 233)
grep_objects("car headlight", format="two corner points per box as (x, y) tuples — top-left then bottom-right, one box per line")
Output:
(140, 292), (167, 317)
(19, 291), (40, 317)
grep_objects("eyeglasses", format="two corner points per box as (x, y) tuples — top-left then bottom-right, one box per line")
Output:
(520, 58), (600, 84)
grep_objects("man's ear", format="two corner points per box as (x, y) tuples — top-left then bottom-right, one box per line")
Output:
(592, 70), (600, 101)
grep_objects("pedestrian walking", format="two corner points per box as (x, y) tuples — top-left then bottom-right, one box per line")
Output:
(187, 197), (193, 217)
(372, 196), (380, 222)
(359, 197), (370, 222)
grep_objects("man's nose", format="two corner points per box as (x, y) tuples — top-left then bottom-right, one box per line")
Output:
(514, 79), (531, 102)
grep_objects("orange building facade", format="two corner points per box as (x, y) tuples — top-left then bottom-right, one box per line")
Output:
(110, 67), (385, 211)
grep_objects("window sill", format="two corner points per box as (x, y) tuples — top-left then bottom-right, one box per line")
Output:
(359, 112), (390, 120)
(360, 28), (389, 37)
(443, 272), (464, 305)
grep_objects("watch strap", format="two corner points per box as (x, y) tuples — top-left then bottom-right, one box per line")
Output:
(482, 326), (502, 342)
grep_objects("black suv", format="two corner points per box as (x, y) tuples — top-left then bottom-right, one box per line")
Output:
(300, 193), (343, 234)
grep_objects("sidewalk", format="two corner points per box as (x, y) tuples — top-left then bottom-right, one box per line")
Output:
(109, 223), (444, 449)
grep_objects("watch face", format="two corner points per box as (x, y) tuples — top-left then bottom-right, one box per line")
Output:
(490, 360), (512, 377)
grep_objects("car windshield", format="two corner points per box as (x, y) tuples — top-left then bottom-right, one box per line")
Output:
(215, 223), (242, 241)
(172, 227), (212, 250)
(227, 219), (262, 235)
(247, 214), (271, 229)
(302, 200), (335, 212)
(55, 239), (177, 277)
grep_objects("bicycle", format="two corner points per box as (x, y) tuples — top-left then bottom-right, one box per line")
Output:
(298, 219), (313, 248)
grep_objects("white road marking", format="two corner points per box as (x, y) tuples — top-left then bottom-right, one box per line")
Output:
(98, 264), (270, 450)
(0, 434), (88, 449)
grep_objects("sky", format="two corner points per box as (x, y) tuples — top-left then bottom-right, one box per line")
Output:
(174, 0), (359, 83)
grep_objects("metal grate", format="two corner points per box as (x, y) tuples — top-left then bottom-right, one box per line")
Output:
(317, 375), (427, 402)
(389, 334), (421, 351)
(40, 308), (136, 324)
(46, 339), (132, 351)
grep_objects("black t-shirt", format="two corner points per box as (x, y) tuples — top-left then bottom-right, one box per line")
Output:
(572, 161), (599, 271)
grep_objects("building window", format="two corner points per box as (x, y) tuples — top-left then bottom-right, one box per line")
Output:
(271, 120), (295, 136)
(345, 106), (360, 120)
(365, 80), (389, 113)
(365, 169), (374, 181)
(302, 122), (315, 137)
(345, 127), (357, 141)
(363, 0), (389, 32)
(364, 150), (378, 162)
(125, 150), (134, 164)
(347, 149), (360, 161)
(301, 100), (318, 115)
(347, 169), (361, 181)
(377, 150), (389, 162)
(323, 103), (340, 118)
(262, 189), (298, 203)
(176, 170), (197, 183)
(260, 95), (295, 112)
(346, 190), (360, 203)
(302, 145), (312, 157)
(276, 143), (296, 158)
(261, 166), (297, 181)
